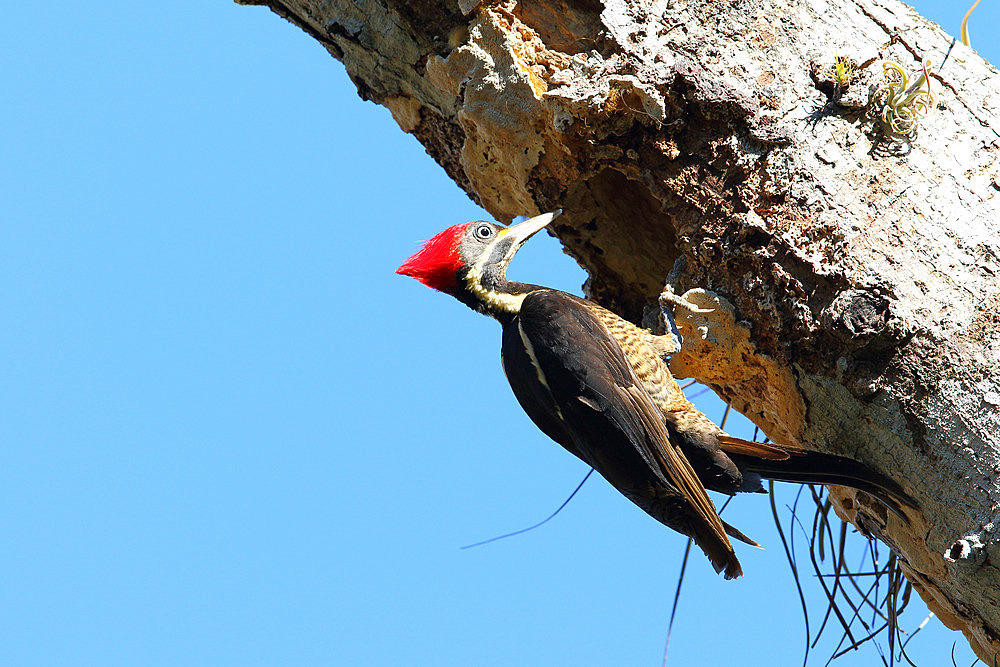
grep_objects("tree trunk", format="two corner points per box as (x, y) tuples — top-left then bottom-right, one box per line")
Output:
(237, 0), (1000, 659)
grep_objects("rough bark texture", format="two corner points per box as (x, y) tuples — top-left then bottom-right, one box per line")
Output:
(237, 0), (1000, 659)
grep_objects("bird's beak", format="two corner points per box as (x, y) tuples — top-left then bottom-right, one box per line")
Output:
(503, 210), (561, 250)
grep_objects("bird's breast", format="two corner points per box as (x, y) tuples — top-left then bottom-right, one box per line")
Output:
(589, 306), (686, 410)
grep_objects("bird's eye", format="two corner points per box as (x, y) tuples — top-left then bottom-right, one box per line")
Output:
(474, 224), (495, 241)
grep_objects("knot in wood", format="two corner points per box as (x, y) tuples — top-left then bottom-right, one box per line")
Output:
(821, 289), (891, 343)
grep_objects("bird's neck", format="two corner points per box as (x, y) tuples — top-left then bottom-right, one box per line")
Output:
(456, 265), (546, 322)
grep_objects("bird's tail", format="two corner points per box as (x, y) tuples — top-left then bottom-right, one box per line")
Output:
(716, 435), (918, 521)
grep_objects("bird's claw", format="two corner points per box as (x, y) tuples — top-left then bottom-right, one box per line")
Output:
(659, 284), (717, 315)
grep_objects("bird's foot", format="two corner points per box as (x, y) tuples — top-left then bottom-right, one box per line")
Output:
(659, 284), (717, 317)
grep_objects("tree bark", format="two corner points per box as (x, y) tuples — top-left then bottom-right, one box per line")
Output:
(237, 0), (1000, 659)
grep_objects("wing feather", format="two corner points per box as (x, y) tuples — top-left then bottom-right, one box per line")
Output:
(716, 435), (791, 460)
(508, 291), (742, 578)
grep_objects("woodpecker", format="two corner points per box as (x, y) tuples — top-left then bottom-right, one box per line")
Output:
(397, 210), (915, 578)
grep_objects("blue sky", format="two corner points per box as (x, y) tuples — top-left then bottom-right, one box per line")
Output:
(2, 1), (994, 664)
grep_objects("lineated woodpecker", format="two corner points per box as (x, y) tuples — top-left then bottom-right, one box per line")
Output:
(397, 210), (915, 578)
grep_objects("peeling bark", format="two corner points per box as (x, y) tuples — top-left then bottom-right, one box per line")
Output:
(237, 0), (1000, 659)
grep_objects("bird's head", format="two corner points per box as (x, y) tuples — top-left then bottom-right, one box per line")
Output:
(397, 210), (561, 317)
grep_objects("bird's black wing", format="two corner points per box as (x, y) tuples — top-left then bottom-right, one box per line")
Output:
(502, 290), (742, 578)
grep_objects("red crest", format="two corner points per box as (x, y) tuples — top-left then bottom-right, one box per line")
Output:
(396, 222), (471, 293)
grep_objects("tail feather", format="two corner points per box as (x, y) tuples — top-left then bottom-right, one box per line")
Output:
(716, 436), (918, 521)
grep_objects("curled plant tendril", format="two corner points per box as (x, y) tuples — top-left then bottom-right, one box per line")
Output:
(961, 0), (982, 47)
(870, 60), (935, 141)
